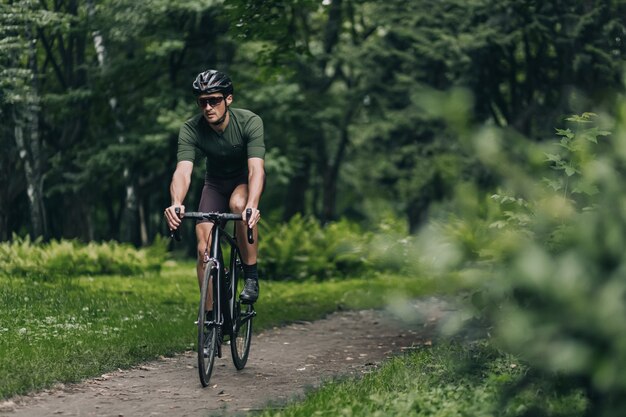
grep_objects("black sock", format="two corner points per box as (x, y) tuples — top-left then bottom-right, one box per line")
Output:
(242, 263), (258, 282)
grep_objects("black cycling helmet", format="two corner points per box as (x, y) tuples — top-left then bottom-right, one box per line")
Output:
(192, 69), (233, 96)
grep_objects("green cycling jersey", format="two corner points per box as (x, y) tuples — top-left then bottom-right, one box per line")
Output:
(177, 108), (265, 179)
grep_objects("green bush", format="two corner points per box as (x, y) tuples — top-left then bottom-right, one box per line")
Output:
(258, 213), (421, 280)
(259, 214), (371, 280)
(427, 112), (626, 416)
(0, 235), (167, 279)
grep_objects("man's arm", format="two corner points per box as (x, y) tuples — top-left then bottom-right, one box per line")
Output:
(245, 157), (265, 228)
(164, 161), (194, 230)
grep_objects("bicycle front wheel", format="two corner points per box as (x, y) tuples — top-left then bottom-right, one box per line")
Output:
(198, 260), (218, 387)
(230, 260), (253, 369)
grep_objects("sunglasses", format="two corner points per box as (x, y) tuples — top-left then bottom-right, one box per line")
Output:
(197, 96), (225, 108)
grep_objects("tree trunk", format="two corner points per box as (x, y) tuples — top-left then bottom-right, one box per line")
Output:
(13, 23), (48, 239)
(321, 109), (354, 222)
(0, 149), (8, 240)
(13, 105), (46, 239)
(0, 109), (25, 241)
(283, 154), (311, 220)
(88, 0), (139, 244)
(406, 197), (429, 234)
(138, 197), (149, 246)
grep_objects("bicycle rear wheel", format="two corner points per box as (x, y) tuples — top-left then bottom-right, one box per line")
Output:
(198, 260), (218, 387)
(230, 259), (253, 369)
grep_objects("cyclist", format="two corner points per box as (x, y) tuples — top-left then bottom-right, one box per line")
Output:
(164, 69), (264, 305)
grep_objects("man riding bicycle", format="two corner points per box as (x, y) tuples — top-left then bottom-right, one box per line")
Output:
(164, 69), (264, 305)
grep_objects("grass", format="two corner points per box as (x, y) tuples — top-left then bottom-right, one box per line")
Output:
(0, 265), (193, 398)
(0, 260), (588, 415)
(257, 342), (588, 417)
(0, 261), (436, 399)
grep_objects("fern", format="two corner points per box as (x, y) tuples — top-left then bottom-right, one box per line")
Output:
(0, 235), (166, 279)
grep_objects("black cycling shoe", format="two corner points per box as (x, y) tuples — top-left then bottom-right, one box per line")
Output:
(240, 278), (259, 304)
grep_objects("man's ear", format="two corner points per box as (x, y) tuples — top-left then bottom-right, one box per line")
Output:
(226, 94), (233, 106)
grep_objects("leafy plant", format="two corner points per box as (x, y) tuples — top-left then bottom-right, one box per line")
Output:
(543, 113), (608, 206)
(431, 112), (626, 416)
(486, 113), (607, 232)
(0, 235), (167, 279)
(259, 214), (423, 281)
(259, 215), (372, 280)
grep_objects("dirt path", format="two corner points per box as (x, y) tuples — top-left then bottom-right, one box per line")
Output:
(0, 298), (453, 417)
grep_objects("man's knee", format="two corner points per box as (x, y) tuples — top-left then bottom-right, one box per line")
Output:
(229, 194), (247, 213)
(196, 243), (208, 260)
(195, 223), (213, 259)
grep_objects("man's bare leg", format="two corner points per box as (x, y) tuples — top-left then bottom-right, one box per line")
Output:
(230, 184), (259, 303)
(196, 222), (215, 313)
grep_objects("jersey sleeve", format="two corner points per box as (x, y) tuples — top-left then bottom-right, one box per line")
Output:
(245, 115), (265, 160)
(176, 122), (197, 163)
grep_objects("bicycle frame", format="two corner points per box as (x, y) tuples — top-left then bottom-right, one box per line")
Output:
(172, 210), (255, 333)
(208, 219), (243, 333)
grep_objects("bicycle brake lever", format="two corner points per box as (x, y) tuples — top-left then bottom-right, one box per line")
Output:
(170, 207), (182, 241)
(246, 208), (254, 244)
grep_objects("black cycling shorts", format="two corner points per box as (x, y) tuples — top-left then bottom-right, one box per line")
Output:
(197, 173), (248, 223)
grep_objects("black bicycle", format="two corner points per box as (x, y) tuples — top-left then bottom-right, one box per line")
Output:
(171, 208), (255, 387)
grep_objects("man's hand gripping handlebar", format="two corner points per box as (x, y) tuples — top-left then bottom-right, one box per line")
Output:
(245, 208), (255, 244)
(170, 207), (183, 242)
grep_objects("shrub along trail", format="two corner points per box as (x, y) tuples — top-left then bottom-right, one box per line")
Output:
(0, 299), (452, 417)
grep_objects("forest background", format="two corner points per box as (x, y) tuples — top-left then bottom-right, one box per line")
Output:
(5, 1), (626, 415)
(3, 0), (625, 248)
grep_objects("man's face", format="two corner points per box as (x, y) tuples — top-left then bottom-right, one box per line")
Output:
(197, 93), (232, 124)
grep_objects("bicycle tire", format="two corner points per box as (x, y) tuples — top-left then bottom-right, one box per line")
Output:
(198, 260), (218, 387)
(230, 258), (253, 369)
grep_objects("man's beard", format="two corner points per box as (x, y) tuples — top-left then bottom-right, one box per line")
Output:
(211, 108), (228, 126)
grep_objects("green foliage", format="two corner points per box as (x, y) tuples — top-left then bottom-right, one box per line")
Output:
(349, 0), (626, 230)
(4, 0), (626, 242)
(258, 214), (428, 281)
(423, 109), (626, 416)
(482, 112), (610, 248)
(0, 235), (167, 279)
(259, 215), (371, 280)
(489, 193), (533, 230)
(543, 113), (609, 204)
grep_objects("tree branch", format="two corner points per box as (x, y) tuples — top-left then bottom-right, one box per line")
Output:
(323, 0), (342, 54)
(37, 28), (67, 89)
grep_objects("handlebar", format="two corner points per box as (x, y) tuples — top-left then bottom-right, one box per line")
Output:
(169, 207), (255, 244)
(182, 212), (244, 221)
